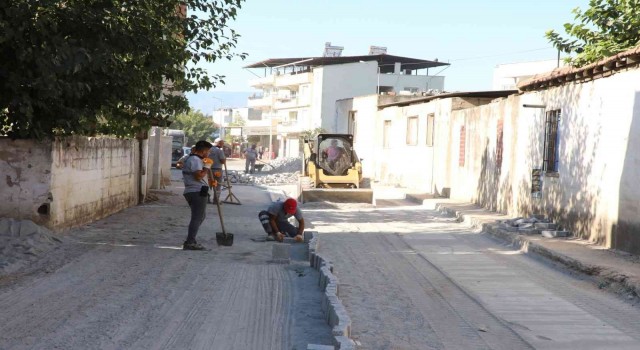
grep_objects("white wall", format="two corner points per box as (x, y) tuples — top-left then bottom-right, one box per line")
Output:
(317, 61), (378, 133)
(493, 60), (562, 90)
(0, 136), (140, 230)
(49, 137), (139, 229)
(378, 74), (445, 92)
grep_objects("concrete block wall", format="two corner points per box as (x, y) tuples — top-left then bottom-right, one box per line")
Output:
(49, 136), (139, 229)
(0, 139), (54, 227)
(0, 136), (140, 230)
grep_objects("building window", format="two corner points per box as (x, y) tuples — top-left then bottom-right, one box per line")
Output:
(496, 118), (503, 170)
(543, 109), (561, 173)
(426, 114), (434, 147)
(288, 111), (298, 124)
(459, 125), (466, 167)
(406, 116), (418, 145)
(383, 120), (391, 148)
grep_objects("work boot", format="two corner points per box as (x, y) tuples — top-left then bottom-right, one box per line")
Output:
(183, 242), (206, 250)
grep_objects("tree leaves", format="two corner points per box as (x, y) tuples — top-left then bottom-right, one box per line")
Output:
(0, 0), (246, 139)
(171, 109), (218, 145)
(546, 0), (640, 67)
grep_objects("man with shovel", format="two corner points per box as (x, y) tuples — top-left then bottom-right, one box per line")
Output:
(182, 140), (214, 250)
(258, 198), (305, 242)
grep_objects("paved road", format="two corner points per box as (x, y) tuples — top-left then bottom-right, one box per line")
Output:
(305, 199), (640, 350)
(0, 176), (333, 350)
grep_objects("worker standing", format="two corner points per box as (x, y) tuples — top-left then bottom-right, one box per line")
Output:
(181, 140), (214, 250)
(209, 138), (226, 203)
(244, 144), (258, 174)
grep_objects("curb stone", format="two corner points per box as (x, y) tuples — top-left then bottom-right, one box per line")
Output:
(435, 204), (640, 299)
(306, 231), (358, 349)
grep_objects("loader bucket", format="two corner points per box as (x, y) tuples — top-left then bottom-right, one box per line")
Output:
(300, 188), (373, 204)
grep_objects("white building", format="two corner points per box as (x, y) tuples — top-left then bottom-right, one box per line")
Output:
(245, 54), (449, 158)
(493, 59), (564, 90)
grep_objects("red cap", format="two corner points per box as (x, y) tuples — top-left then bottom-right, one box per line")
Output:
(283, 198), (297, 214)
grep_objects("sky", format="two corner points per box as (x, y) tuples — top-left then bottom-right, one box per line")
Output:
(187, 0), (589, 113)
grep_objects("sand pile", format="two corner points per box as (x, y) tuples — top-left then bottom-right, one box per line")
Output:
(0, 219), (62, 275)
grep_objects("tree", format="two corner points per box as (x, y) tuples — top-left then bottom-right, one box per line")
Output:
(546, 0), (640, 67)
(171, 109), (217, 145)
(0, 0), (246, 139)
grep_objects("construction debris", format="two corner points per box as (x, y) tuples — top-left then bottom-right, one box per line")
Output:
(498, 216), (570, 238)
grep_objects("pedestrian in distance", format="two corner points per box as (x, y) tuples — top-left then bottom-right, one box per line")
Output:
(244, 144), (258, 174)
(209, 138), (226, 203)
(258, 198), (305, 242)
(181, 140), (214, 250)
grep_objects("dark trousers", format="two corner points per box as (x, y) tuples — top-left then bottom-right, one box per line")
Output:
(184, 192), (207, 244)
(258, 210), (298, 237)
(245, 158), (256, 173)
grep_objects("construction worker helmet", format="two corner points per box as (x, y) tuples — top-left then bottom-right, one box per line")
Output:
(283, 198), (297, 214)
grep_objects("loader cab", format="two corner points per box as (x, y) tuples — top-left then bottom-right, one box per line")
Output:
(317, 134), (355, 176)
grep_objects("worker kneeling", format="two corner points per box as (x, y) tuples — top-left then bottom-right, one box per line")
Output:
(259, 198), (304, 242)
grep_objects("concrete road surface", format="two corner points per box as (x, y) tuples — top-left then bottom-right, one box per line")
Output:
(305, 198), (640, 350)
(0, 173), (333, 350)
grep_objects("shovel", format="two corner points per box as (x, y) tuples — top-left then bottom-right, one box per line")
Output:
(214, 193), (234, 246)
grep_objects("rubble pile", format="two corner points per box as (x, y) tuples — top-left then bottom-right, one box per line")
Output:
(0, 219), (62, 275)
(242, 171), (301, 185)
(264, 157), (302, 174)
(498, 216), (571, 238)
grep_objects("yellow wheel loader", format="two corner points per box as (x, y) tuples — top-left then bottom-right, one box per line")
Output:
(300, 134), (373, 203)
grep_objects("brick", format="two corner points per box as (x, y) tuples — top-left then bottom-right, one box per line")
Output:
(272, 243), (290, 262)
(534, 222), (557, 230)
(542, 230), (571, 238)
(307, 345), (334, 350)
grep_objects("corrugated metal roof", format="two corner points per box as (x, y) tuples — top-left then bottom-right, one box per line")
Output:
(377, 90), (518, 109)
(244, 54), (448, 72)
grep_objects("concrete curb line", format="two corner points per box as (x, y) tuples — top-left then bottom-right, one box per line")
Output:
(435, 204), (640, 299)
(307, 231), (357, 350)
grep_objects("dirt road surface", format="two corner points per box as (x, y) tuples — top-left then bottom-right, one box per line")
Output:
(0, 170), (332, 350)
(305, 199), (640, 350)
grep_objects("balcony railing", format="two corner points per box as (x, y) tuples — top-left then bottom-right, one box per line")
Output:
(249, 75), (275, 87)
(247, 94), (275, 108)
(275, 72), (313, 87)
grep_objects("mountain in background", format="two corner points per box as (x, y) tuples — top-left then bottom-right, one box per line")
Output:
(186, 91), (253, 115)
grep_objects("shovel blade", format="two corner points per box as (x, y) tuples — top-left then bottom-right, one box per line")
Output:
(216, 232), (234, 246)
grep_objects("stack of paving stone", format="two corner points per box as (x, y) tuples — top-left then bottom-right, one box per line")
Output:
(498, 217), (571, 238)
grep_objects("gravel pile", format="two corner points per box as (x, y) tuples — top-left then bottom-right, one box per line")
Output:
(0, 219), (62, 275)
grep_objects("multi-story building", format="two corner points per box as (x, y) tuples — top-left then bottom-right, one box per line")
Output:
(245, 54), (448, 158)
